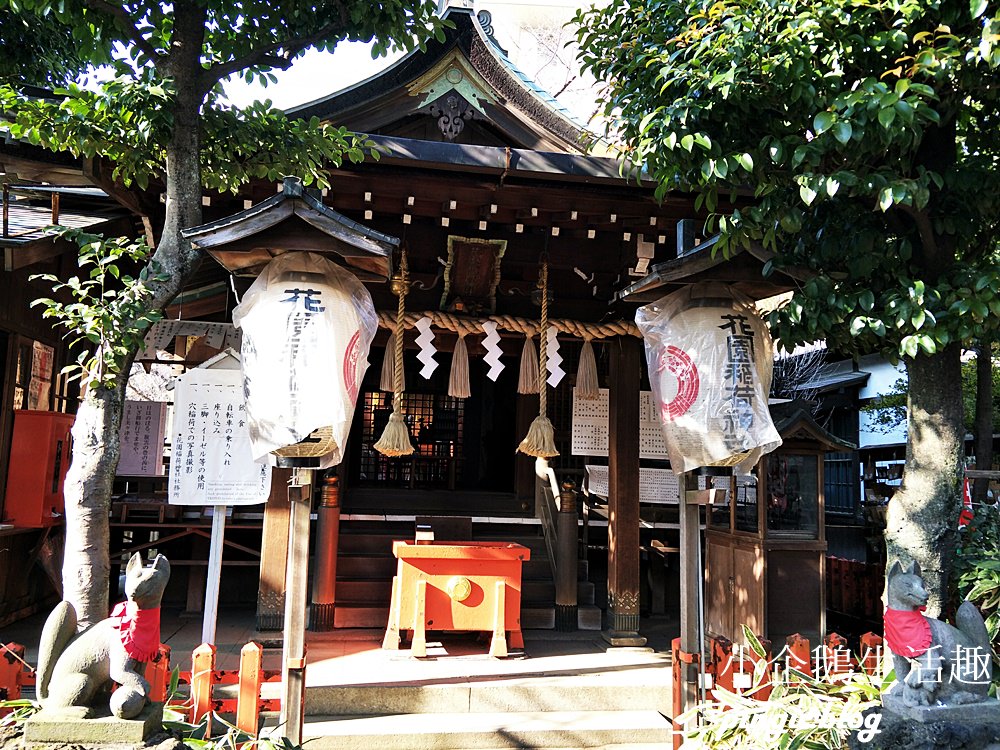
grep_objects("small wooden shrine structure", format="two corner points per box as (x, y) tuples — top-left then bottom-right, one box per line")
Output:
(704, 401), (855, 646)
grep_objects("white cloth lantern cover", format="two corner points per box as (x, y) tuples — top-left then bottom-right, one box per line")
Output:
(232, 251), (377, 469)
(635, 282), (781, 475)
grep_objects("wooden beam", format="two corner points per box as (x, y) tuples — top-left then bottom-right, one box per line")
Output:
(603, 335), (646, 646)
(256, 468), (291, 630)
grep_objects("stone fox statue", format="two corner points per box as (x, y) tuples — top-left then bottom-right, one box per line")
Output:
(36, 553), (170, 719)
(885, 559), (992, 706)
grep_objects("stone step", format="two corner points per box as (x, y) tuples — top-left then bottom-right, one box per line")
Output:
(332, 603), (552, 630)
(329, 604), (601, 631)
(333, 604), (388, 629)
(578, 605), (603, 631)
(296, 682), (670, 716)
(272, 710), (674, 749)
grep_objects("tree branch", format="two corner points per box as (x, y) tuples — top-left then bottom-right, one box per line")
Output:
(81, 0), (161, 63)
(898, 204), (939, 261)
(202, 20), (348, 88)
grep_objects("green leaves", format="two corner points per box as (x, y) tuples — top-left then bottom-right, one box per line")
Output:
(813, 111), (834, 134)
(30, 229), (162, 388)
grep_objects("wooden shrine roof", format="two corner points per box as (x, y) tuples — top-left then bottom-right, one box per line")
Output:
(288, 5), (588, 154)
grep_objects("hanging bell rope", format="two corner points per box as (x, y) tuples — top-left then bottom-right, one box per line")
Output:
(379, 328), (405, 394)
(374, 250), (415, 457)
(517, 260), (559, 458)
(517, 333), (539, 394)
(576, 335), (600, 399)
(448, 332), (471, 399)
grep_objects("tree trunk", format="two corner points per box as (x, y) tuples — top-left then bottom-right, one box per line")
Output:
(61, 380), (129, 626)
(886, 344), (964, 617)
(59, 5), (207, 626)
(973, 337), (994, 504)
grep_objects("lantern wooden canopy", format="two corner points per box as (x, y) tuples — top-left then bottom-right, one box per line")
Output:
(182, 177), (399, 282)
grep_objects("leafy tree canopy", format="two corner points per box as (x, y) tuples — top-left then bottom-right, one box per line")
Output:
(0, 1), (447, 192)
(575, 0), (1000, 360)
(0, 9), (92, 87)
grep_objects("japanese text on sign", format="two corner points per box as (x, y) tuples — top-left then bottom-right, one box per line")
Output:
(168, 367), (270, 506)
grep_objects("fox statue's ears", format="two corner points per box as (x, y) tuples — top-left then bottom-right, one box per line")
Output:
(126, 553), (143, 576)
(888, 559), (922, 578)
(151, 554), (170, 575)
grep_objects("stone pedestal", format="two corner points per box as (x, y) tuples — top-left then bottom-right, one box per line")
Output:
(882, 694), (1000, 724)
(849, 698), (1000, 750)
(24, 703), (163, 746)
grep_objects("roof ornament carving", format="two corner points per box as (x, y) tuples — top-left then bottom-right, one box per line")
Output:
(429, 94), (474, 140)
(476, 10), (508, 56)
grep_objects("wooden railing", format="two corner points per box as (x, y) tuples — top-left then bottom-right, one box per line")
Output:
(535, 458), (560, 582)
(535, 458), (580, 630)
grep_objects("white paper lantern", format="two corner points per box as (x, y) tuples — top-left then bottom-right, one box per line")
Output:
(636, 282), (781, 474)
(232, 252), (377, 469)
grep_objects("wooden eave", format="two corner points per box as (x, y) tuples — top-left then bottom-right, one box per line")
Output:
(287, 6), (587, 154)
(616, 238), (813, 303)
(182, 177), (398, 281)
(771, 403), (857, 452)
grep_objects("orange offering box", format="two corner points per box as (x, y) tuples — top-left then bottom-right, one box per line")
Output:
(382, 541), (530, 658)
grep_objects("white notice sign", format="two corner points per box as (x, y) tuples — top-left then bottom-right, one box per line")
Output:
(571, 388), (669, 459)
(584, 465), (680, 505)
(168, 368), (271, 506)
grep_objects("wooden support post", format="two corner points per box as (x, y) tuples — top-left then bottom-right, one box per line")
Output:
(237, 641), (263, 735)
(310, 475), (341, 631)
(191, 643), (216, 727)
(678, 471), (701, 714)
(555, 481), (578, 631)
(279, 469), (312, 747)
(147, 644), (171, 703)
(604, 336), (646, 647)
(257, 468), (292, 630)
(382, 576), (402, 650)
(411, 579), (428, 658)
(489, 579), (508, 658)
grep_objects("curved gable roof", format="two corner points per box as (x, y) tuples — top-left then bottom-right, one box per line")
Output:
(287, 6), (589, 154)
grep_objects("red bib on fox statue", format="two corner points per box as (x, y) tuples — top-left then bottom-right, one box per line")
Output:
(110, 601), (161, 662)
(884, 606), (933, 658)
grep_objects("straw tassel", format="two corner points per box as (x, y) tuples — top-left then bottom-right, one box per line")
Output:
(517, 260), (559, 458)
(448, 334), (471, 398)
(517, 335), (539, 394)
(374, 251), (415, 457)
(379, 329), (405, 393)
(576, 337), (600, 399)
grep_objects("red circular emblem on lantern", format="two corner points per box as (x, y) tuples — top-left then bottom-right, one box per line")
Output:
(660, 345), (699, 421)
(344, 329), (362, 403)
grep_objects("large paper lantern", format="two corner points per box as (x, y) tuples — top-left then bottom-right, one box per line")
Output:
(232, 252), (377, 469)
(636, 282), (781, 474)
